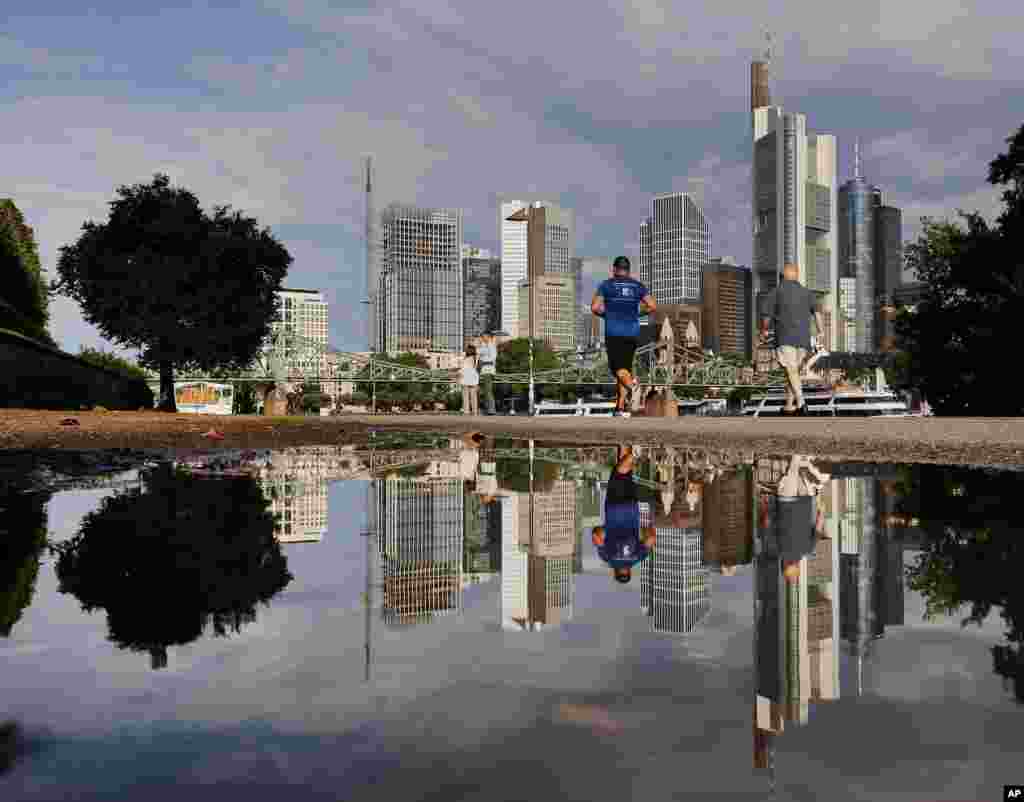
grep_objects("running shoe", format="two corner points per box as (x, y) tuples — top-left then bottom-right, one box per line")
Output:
(613, 410), (631, 418)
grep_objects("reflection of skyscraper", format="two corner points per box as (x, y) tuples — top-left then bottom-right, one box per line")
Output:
(641, 527), (710, 635)
(703, 470), (754, 568)
(501, 481), (577, 631)
(260, 448), (330, 543)
(372, 478), (464, 628)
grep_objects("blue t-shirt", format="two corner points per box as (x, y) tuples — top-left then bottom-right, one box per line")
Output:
(597, 502), (650, 569)
(597, 277), (650, 338)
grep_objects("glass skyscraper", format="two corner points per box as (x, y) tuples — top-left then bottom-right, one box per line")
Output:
(376, 204), (463, 356)
(638, 193), (710, 305)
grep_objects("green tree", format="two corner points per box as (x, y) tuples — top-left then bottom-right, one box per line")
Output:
(232, 381), (258, 414)
(894, 124), (1024, 415)
(357, 352), (440, 411)
(53, 463), (292, 669)
(0, 490), (50, 638)
(299, 380), (329, 414)
(495, 337), (559, 403)
(76, 346), (149, 381)
(0, 199), (55, 347)
(51, 173), (292, 412)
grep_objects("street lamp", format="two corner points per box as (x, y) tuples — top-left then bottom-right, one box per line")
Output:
(489, 329), (510, 415)
(519, 282), (536, 416)
(360, 299), (376, 414)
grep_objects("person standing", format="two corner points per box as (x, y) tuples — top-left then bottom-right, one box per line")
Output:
(758, 263), (825, 416)
(478, 332), (498, 415)
(591, 256), (656, 417)
(461, 345), (480, 415)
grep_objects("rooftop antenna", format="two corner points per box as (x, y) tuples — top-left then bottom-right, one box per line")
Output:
(854, 138), (862, 180)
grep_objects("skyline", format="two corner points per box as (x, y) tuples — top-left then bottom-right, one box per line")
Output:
(2, 2), (1019, 360)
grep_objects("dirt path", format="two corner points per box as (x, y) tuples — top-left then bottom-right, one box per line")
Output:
(2, 409), (1024, 466)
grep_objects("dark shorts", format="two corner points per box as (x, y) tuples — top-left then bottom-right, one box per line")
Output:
(605, 336), (638, 374)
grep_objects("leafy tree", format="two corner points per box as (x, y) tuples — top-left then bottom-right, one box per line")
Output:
(894, 124), (1024, 415)
(0, 199), (54, 347)
(51, 173), (292, 412)
(233, 381), (258, 414)
(53, 463), (292, 669)
(298, 380), (330, 414)
(496, 457), (559, 494)
(900, 464), (1024, 703)
(0, 490), (50, 637)
(77, 346), (149, 381)
(495, 337), (559, 403)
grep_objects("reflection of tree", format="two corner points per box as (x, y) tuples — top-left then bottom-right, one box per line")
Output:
(901, 465), (1024, 702)
(53, 464), (293, 669)
(496, 458), (559, 494)
(0, 490), (51, 637)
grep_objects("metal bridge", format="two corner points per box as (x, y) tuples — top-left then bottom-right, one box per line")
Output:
(148, 329), (791, 391)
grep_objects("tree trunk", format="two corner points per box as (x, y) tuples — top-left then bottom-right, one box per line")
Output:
(157, 359), (176, 412)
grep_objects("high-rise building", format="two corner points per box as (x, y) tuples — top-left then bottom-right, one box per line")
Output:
(266, 288), (329, 385)
(702, 258), (754, 360)
(500, 200), (574, 338)
(751, 60), (838, 351)
(641, 526), (710, 636)
(376, 203), (463, 356)
(638, 193), (711, 305)
(571, 257), (589, 347)
(462, 245), (501, 342)
(518, 275), (576, 349)
(260, 450), (329, 543)
(703, 469), (755, 568)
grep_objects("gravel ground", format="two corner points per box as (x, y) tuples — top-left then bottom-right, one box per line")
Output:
(2, 409), (1024, 467)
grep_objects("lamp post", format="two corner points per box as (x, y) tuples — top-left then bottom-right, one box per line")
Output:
(489, 329), (511, 415)
(520, 282), (535, 416)
(360, 299), (376, 414)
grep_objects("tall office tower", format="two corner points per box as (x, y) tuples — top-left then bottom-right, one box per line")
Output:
(571, 257), (589, 347)
(702, 469), (755, 568)
(805, 525), (838, 701)
(371, 478), (464, 628)
(639, 218), (652, 288)
(838, 143), (876, 352)
(524, 481), (576, 626)
(267, 288), (329, 385)
(462, 245), (501, 341)
(518, 275), (576, 349)
(751, 60), (837, 351)
(638, 193), (710, 305)
(702, 258), (754, 360)
(873, 189), (903, 351)
(640, 526), (710, 635)
(500, 200), (574, 338)
(376, 203), (463, 356)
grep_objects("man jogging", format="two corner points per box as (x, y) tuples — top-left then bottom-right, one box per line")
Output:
(758, 263), (825, 416)
(591, 445), (656, 584)
(592, 256), (656, 417)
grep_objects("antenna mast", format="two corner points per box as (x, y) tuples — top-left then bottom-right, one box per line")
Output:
(364, 155), (376, 351)
(854, 138), (862, 180)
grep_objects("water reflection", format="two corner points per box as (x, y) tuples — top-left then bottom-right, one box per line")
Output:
(52, 462), (293, 669)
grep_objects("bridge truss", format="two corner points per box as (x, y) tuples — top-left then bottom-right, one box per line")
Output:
(153, 329), (789, 390)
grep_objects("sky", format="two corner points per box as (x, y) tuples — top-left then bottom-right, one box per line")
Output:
(2, 0), (1021, 358)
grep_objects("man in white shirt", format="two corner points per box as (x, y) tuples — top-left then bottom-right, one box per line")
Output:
(478, 332), (498, 415)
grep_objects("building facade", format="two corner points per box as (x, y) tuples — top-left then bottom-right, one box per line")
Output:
(376, 203), (463, 357)
(500, 200), (574, 338)
(266, 287), (329, 393)
(462, 245), (501, 342)
(517, 273), (576, 350)
(702, 258), (754, 360)
(638, 193), (711, 305)
(641, 526), (710, 636)
(751, 62), (838, 351)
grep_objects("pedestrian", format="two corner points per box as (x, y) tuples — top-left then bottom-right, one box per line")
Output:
(591, 445), (656, 584)
(758, 453), (831, 584)
(478, 332), (498, 415)
(591, 256), (656, 417)
(461, 344), (480, 415)
(758, 263), (825, 416)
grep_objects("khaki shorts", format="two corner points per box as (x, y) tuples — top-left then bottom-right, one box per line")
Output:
(775, 345), (807, 370)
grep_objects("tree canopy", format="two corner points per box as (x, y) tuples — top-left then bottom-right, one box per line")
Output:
(76, 346), (149, 381)
(0, 199), (55, 347)
(51, 173), (292, 411)
(0, 489), (50, 638)
(53, 464), (292, 669)
(894, 123), (1024, 415)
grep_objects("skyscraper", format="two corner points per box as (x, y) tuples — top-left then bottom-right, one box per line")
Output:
(462, 245), (501, 341)
(376, 203), (463, 356)
(702, 258), (754, 360)
(638, 193), (711, 305)
(641, 526), (710, 636)
(499, 200), (574, 338)
(751, 60), (838, 351)
(838, 143), (876, 352)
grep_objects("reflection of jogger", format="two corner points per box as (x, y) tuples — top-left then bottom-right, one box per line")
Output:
(592, 445), (656, 583)
(759, 264), (825, 415)
(591, 257), (656, 418)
